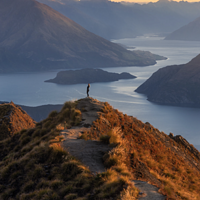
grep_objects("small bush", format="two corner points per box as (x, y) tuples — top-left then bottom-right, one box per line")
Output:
(32, 130), (41, 138)
(59, 185), (73, 197)
(48, 145), (67, 164)
(36, 179), (49, 189)
(120, 185), (139, 200)
(100, 128), (122, 145)
(10, 170), (23, 179)
(19, 131), (29, 140)
(20, 136), (31, 146)
(61, 109), (71, 119)
(43, 120), (52, 129)
(19, 193), (35, 200)
(64, 193), (77, 200)
(100, 135), (110, 144)
(61, 161), (83, 180)
(48, 110), (58, 119)
(50, 179), (64, 190)
(22, 180), (35, 192)
(1, 160), (20, 180)
(29, 165), (45, 180)
(62, 102), (74, 111)
(34, 188), (54, 199)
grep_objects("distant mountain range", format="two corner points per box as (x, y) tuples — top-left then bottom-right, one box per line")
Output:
(20, 104), (63, 122)
(165, 16), (200, 41)
(37, 0), (200, 39)
(0, 0), (164, 72)
(135, 54), (200, 108)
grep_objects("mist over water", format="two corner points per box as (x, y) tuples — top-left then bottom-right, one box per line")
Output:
(1, 36), (200, 149)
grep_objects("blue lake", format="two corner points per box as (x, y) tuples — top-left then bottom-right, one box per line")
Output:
(1, 36), (200, 150)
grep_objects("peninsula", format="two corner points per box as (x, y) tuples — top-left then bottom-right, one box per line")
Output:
(135, 53), (200, 108)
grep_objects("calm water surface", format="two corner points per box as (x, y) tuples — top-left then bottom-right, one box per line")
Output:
(1, 36), (200, 149)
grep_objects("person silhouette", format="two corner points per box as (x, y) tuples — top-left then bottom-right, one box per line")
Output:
(87, 83), (90, 97)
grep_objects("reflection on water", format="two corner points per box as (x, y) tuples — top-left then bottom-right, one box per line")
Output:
(0, 36), (200, 149)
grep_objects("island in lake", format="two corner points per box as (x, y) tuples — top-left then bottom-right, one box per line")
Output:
(45, 68), (136, 85)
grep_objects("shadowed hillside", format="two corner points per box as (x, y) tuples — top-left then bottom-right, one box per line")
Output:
(165, 16), (200, 41)
(0, 0), (165, 72)
(135, 54), (200, 108)
(0, 98), (199, 199)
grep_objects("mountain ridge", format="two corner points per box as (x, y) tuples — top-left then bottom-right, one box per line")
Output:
(0, 98), (199, 199)
(165, 16), (200, 41)
(0, 0), (164, 72)
(38, 0), (200, 39)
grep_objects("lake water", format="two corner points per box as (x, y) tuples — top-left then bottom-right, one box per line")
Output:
(1, 36), (200, 150)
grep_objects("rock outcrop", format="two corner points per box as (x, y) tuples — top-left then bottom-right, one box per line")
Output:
(171, 135), (200, 160)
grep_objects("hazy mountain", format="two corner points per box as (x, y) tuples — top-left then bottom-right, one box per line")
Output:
(0, 0), (163, 72)
(165, 16), (200, 41)
(20, 104), (63, 122)
(135, 54), (200, 108)
(38, 0), (200, 39)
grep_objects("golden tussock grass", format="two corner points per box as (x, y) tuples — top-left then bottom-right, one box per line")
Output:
(83, 102), (200, 200)
(0, 100), (136, 200)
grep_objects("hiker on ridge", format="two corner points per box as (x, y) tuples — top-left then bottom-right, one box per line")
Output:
(87, 84), (90, 97)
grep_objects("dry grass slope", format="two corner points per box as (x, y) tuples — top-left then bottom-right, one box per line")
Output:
(0, 101), (138, 200)
(81, 102), (200, 200)
(0, 102), (35, 141)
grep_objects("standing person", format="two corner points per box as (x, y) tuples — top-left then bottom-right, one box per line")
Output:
(87, 84), (90, 97)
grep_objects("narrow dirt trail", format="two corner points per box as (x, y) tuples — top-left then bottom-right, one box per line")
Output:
(60, 126), (112, 174)
(60, 97), (112, 174)
(60, 97), (166, 199)
(133, 180), (166, 200)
